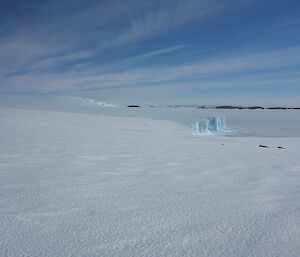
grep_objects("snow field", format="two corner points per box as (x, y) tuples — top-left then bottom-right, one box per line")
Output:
(0, 107), (300, 257)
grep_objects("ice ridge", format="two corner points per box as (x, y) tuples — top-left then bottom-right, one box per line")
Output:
(193, 116), (228, 135)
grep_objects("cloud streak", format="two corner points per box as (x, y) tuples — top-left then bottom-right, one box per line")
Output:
(0, 0), (246, 72)
(98, 0), (241, 48)
(2, 45), (300, 94)
(1, 0), (299, 104)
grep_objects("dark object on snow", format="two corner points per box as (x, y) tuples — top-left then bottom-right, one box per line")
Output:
(259, 145), (269, 148)
(277, 146), (285, 149)
(127, 105), (141, 108)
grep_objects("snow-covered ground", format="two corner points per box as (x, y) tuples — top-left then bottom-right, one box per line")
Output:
(1, 107), (300, 257)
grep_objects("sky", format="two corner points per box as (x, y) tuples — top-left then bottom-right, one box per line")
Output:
(0, 0), (300, 105)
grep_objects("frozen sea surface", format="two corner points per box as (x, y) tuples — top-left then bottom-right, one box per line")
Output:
(1, 95), (300, 137)
(0, 106), (300, 257)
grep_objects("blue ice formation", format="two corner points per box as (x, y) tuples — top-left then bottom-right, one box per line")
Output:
(193, 116), (227, 135)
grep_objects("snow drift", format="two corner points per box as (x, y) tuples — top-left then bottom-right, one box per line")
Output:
(63, 96), (117, 107)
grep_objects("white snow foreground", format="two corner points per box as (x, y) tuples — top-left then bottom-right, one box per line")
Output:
(1, 107), (300, 257)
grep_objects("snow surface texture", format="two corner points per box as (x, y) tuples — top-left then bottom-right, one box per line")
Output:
(193, 116), (228, 135)
(1, 107), (300, 257)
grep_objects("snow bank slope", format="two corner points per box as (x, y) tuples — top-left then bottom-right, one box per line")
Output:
(0, 107), (300, 257)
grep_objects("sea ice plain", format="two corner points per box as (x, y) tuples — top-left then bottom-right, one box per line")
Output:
(1, 95), (300, 137)
(0, 107), (300, 257)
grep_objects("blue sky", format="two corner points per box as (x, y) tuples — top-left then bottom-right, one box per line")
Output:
(1, 0), (300, 104)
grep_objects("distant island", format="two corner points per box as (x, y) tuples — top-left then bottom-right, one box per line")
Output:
(161, 105), (300, 110)
(129, 104), (300, 110)
(203, 105), (300, 110)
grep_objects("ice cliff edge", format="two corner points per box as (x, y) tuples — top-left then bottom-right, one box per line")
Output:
(193, 116), (229, 135)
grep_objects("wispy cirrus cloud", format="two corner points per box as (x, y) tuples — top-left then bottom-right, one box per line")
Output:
(98, 0), (246, 48)
(130, 45), (188, 61)
(0, 0), (247, 73)
(28, 50), (96, 71)
(36, 44), (188, 72)
(1, 0), (300, 104)
(0, 0), (149, 71)
(2, 45), (300, 94)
